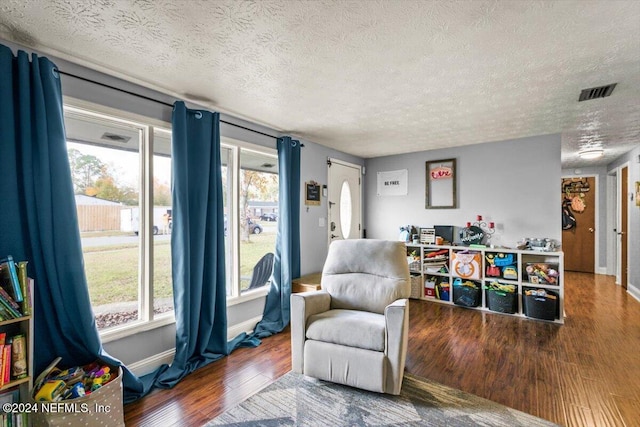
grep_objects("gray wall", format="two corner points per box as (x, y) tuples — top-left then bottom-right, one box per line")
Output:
(298, 141), (364, 274)
(364, 134), (562, 248)
(1, 39), (362, 367)
(561, 166), (608, 272)
(607, 145), (640, 298)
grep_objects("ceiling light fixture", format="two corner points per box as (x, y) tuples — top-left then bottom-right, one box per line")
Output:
(578, 147), (604, 159)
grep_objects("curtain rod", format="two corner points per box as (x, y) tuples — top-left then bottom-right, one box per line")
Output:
(58, 70), (286, 141)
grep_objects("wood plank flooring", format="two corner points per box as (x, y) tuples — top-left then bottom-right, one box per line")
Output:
(124, 272), (640, 426)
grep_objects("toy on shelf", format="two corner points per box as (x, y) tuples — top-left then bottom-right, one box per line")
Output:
(485, 254), (501, 277)
(526, 263), (559, 285)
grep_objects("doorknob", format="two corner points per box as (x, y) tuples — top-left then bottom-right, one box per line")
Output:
(588, 228), (594, 233)
(331, 234), (338, 239)
(617, 231), (625, 236)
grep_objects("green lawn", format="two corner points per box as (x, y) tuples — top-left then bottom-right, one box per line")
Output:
(82, 231), (277, 307)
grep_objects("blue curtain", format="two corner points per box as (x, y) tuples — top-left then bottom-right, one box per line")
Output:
(0, 44), (144, 402)
(145, 101), (228, 388)
(229, 136), (301, 349)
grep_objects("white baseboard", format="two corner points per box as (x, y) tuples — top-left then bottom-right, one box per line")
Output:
(628, 285), (640, 303)
(128, 348), (175, 377)
(596, 267), (607, 275)
(126, 315), (263, 377)
(228, 315), (263, 339)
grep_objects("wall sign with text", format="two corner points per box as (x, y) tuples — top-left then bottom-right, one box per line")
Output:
(425, 158), (457, 209)
(377, 169), (408, 196)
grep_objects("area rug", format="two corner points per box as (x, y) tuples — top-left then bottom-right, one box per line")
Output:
(204, 371), (558, 426)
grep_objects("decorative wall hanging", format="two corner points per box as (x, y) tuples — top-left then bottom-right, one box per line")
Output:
(425, 158), (457, 209)
(377, 169), (408, 196)
(562, 177), (588, 212)
(305, 181), (321, 205)
(462, 214), (495, 245)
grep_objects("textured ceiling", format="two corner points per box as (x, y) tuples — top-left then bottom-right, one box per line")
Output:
(1, 0), (639, 166)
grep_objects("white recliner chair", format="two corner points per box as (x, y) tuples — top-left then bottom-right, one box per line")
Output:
(290, 239), (411, 395)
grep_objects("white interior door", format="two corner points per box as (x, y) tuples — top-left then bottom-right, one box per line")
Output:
(327, 158), (362, 242)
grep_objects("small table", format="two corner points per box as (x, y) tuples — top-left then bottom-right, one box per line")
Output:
(292, 272), (322, 293)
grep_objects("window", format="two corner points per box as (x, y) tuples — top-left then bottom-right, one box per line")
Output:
(221, 139), (278, 299)
(64, 104), (173, 335)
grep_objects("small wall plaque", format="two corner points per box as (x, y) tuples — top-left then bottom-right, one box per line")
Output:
(305, 181), (321, 206)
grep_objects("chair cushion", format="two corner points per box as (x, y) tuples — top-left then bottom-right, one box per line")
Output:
(322, 239), (410, 313)
(306, 309), (386, 352)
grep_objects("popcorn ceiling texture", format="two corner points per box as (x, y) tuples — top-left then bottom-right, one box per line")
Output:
(0, 0), (638, 164)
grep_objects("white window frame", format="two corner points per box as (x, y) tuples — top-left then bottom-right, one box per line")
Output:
(222, 137), (277, 305)
(63, 100), (276, 340)
(63, 98), (175, 343)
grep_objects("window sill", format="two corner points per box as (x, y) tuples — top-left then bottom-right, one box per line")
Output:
(227, 287), (269, 307)
(100, 312), (176, 344)
(99, 289), (269, 343)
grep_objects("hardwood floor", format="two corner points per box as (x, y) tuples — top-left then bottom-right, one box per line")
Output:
(124, 272), (640, 426)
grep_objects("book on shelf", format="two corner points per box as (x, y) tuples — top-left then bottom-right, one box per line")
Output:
(0, 256), (23, 303)
(0, 386), (26, 427)
(0, 333), (5, 387)
(1, 342), (11, 386)
(17, 262), (30, 316)
(0, 288), (22, 319)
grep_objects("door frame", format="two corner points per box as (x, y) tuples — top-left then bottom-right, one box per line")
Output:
(327, 157), (363, 244)
(561, 174), (599, 274)
(608, 162), (630, 286)
(606, 172), (617, 276)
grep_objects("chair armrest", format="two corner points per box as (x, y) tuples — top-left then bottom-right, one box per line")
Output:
(384, 298), (409, 395)
(290, 291), (331, 373)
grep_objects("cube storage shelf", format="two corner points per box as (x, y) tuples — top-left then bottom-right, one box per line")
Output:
(406, 244), (564, 324)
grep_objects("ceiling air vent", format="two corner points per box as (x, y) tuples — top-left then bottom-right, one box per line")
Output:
(101, 132), (131, 143)
(579, 83), (617, 102)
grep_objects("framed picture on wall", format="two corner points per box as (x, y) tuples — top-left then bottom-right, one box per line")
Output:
(425, 158), (457, 209)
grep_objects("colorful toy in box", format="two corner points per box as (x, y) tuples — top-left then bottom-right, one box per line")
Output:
(424, 277), (437, 298)
(32, 359), (116, 402)
(526, 263), (559, 285)
(34, 380), (66, 401)
(485, 254), (501, 277)
(502, 265), (518, 280)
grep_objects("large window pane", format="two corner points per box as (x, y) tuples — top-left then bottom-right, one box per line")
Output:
(239, 149), (278, 293)
(153, 128), (173, 315)
(65, 111), (142, 330)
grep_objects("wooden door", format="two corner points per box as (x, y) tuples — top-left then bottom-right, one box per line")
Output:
(562, 177), (595, 272)
(621, 167), (628, 289)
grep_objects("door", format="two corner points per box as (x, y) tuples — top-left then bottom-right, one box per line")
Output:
(327, 158), (361, 242)
(562, 177), (595, 272)
(621, 166), (628, 289)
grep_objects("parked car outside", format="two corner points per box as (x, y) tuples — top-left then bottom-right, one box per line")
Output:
(260, 213), (278, 222)
(248, 218), (263, 234)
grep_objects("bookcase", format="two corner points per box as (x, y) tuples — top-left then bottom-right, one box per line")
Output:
(406, 243), (564, 324)
(0, 278), (34, 424)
